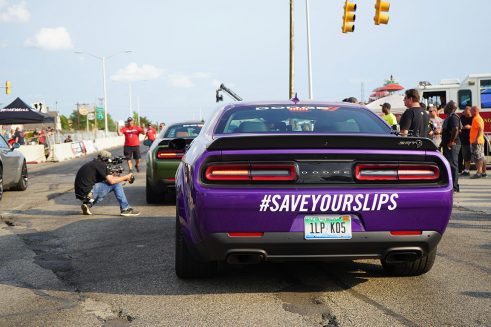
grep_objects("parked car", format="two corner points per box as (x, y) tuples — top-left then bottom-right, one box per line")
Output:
(145, 121), (204, 203)
(0, 136), (28, 200)
(174, 101), (453, 278)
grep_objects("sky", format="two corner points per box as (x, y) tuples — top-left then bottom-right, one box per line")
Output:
(0, 0), (489, 125)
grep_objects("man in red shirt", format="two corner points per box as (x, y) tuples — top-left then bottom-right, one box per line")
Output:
(118, 117), (144, 172)
(144, 123), (157, 147)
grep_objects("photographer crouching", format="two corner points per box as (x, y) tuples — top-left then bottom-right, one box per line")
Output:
(74, 150), (140, 216)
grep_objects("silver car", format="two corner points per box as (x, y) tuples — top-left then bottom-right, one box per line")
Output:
(0, 136), (28, 200)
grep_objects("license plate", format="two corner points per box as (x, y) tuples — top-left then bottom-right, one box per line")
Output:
(304, 215), (352, 240)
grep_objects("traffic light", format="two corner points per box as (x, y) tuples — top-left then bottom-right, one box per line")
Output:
(5, 81), (10, 95)
(342, 1), (357, 33)
(374, 0), (390, 25)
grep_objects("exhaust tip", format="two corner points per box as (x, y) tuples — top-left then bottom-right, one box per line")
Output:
(226, 252), (265, 265)
(385, 250), (422, 264)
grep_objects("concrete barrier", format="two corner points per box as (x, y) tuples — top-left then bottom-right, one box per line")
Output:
(17, 144), (46, 164)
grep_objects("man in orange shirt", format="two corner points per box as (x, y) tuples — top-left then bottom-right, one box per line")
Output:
(469, 106), (487, 178)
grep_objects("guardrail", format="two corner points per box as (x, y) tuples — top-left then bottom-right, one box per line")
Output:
(19, 135), (131, 163)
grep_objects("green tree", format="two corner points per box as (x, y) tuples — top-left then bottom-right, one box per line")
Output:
(59, 114), (70, 131)
(68, 109), (118, 131)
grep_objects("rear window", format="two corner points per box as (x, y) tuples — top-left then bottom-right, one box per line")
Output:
(163, 123), (203, 138)
(214, 105), (390, 134)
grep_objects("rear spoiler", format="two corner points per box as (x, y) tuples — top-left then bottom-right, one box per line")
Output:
(158, 138), (195, 148)
(207, 135), (437, 151)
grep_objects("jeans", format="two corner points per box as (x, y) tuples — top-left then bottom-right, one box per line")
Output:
(91, 182), (130, 211)
(443, 144), (461, 191)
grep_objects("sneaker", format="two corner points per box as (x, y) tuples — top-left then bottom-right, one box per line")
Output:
(460, 171), (470, 176)
(482, 173), (487, 178)
(470, 174), (482, 179)
(120, 208), (140, 217)
(81, 203), (92, 215)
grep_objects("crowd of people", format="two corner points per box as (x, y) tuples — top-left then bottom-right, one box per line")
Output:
(357, 89), (487, 193)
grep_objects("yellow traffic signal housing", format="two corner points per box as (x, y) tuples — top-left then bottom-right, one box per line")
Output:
(5, 81), (11, 95)
(374, 0), (390, 25)
(342, 1), (357, 33)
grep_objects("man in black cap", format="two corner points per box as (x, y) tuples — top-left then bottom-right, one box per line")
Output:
(381, 102), (397, 127)
(74, 150), (140, 216)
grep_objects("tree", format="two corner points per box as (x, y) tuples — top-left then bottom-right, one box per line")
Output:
(67, 109), (118, 131)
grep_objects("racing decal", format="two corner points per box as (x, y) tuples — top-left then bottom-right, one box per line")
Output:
(259, 193), (399, 212)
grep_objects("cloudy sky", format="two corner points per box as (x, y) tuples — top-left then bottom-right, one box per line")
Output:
(0, 0), (489, 124)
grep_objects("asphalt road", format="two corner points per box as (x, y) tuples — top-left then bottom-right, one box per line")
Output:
(0, 149), (490, 327)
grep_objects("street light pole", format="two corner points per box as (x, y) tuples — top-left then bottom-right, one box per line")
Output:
(74, 50), (132, 136)
(102, 56), (109, 135)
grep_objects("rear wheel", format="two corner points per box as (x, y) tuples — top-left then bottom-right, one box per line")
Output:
(14, 161), (28, 191)
(175, 214), (216, 278)
(145, 179), (164, 204)
(381, 248), (437, 276)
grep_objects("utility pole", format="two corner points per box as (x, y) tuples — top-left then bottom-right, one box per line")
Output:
(306, 0), (313, 99)
(289, 0), (295, 99)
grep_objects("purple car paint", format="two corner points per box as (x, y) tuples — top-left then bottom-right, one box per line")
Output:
(174, 102), (453, 278)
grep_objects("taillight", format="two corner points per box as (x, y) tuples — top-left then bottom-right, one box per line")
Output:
(157, 149), (184, 160)
(205, 163), (297, 182)
(355, 164), (440, 181)
(228, 232), (264, 237)
(390, 231), (422, 236)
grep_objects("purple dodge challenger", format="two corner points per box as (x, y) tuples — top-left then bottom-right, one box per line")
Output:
(174, 101), (453, 278)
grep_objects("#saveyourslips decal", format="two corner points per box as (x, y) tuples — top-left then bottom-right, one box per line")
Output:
(259, 193), (399, 212)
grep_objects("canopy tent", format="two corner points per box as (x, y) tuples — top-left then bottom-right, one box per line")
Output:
(0, 97), (54, 124)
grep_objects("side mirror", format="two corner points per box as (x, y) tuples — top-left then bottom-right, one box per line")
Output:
(11, 143), (20, 151)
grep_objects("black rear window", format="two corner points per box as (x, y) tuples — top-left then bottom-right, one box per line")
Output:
(214, 105), (390, 134)
(163, 123), (203, 138)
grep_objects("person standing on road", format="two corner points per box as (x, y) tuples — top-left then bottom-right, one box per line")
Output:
(118, 117), (144, 173)
(381, 102), (397, 128)
(459, 106), (473, 176)
(13, 127), (25, 145)
(428, 104), (443, 146)
(441, 101), (462, 192)
(399, 89), (430, 137)
(74, 150), (140, 216)
(469, 106), (487, 178)
(143, 123), (157, 147)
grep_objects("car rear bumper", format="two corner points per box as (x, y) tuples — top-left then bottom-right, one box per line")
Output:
(192, 231), (442, 263)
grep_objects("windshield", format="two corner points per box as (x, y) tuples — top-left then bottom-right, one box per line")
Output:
(214, 105), (391, 134)
(163, 123), (204, 138)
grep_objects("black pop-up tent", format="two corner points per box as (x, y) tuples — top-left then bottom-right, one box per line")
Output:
(0, 97), (54, 124)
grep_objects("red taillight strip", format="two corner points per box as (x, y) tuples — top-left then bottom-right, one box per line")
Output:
(355, 164), (440, 181)
(390, 231), (423, 236)
(228, 232), (264, 237)
(157, 149), (184, 160)
(205, 163), (297, 182)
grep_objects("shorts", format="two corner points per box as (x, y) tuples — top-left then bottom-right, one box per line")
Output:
(471, 143), (485, 162)
(124, 145), (141, 160)
(461, 144), (471, 162)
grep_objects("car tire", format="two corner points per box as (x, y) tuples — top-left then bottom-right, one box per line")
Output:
(381, 247), (437, 276)
(175, 214), (216, 278)
(14, 161), (28, 191)
(146, 179), (163, 204)
(0, 165), (3, 201)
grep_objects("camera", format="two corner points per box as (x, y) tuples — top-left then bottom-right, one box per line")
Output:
(106, 156), (135, 184)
